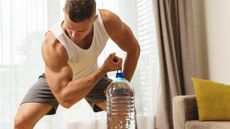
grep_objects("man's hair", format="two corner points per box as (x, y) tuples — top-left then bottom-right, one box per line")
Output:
(64, 0), (96, 22)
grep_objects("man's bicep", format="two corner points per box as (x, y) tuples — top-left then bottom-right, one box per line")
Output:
(41, 32), (73, 103)
(45, 64), (73, 103)
(114, 24), (138, 52)
(45, 64), (72, 93)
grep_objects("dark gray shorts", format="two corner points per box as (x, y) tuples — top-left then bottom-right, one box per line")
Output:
(21, 73), (112, 115)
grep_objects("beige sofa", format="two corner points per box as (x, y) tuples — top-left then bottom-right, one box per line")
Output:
(173, 95), (230, 129)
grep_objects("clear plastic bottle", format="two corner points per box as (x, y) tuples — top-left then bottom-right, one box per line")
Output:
(106, 70), (136, 129)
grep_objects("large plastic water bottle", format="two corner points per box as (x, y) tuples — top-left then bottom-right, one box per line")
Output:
(106, 70), (136, 129)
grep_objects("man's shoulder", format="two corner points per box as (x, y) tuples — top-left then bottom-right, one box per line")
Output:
(99, 9), (113, 17)
(99, 9), (123, 35)
(99, 9), (120, 26)
(42, 31), (68, 67)
(42, 31), (66, 55)
(42, 31), (67, 59)
(44, 31), (60, 47)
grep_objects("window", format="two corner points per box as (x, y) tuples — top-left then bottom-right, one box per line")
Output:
(136, 0), (159, 115)
(134, 0), (159, 127)
(0, 0), (47, 129)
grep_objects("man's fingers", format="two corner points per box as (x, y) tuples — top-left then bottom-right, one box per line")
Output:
(109, 52), (116, 58)
(113, 57), (118, 63)
(117, 57), (122, 65)
(113, 56), (122, 64)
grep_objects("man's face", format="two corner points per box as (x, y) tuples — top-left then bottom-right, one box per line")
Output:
(63, 14), (96, 44)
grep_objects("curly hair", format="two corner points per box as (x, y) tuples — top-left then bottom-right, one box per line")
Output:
(63, 0), (96, 22)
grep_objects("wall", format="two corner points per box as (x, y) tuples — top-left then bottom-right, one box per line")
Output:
(192, 0), (230, 83)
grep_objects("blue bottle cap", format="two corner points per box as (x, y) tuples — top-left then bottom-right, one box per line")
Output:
(116, 70), (124, 78)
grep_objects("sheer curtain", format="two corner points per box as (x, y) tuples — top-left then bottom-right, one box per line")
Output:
(0, 0), (47, 129)
(0, 0), (158, 129)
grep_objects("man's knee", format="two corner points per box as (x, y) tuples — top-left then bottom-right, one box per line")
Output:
(14, 115), (32, 129)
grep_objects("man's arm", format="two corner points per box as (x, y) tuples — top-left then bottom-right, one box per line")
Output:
(101, 9), (141, 81)
(41, 32), (122, 108)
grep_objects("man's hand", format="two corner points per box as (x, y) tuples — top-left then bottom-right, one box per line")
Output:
(102, 53), (122, 72)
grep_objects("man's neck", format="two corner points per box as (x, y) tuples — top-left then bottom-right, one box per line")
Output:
(77, 28), (94, 49)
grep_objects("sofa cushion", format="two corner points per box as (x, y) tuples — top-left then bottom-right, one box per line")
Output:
(192, 78), (230, 120)
(186, 120), (230, 129)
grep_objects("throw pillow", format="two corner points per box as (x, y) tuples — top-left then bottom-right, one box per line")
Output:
(192, 77), (230, 121)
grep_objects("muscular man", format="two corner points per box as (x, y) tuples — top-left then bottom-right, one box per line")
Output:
(14, 0), (140, 128)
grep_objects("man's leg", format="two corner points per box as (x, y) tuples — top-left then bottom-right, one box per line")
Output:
(14, 103), (53, 129)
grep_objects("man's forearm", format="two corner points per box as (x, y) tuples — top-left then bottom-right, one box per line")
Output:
(123, 50), (140, 82)
(60, 67), (107, 108)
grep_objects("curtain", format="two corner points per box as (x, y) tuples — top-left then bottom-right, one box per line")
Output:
(152, 0), (202, 129)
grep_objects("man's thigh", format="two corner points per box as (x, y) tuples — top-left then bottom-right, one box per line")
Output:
(21, 73), (59, 115)
(15, 103), (53, 127)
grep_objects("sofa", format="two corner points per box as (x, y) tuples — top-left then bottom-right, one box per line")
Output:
(173, 95), (230, 129)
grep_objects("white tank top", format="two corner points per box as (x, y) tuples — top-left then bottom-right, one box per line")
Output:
(50, 10), (109, 80)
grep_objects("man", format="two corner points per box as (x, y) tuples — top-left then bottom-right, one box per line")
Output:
(14, 0), (140, 128)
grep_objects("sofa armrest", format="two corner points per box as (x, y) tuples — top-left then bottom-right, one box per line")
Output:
(173, 95), (198, 129)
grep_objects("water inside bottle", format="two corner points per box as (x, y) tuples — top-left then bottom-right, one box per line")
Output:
(106, 73), (135, 129)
